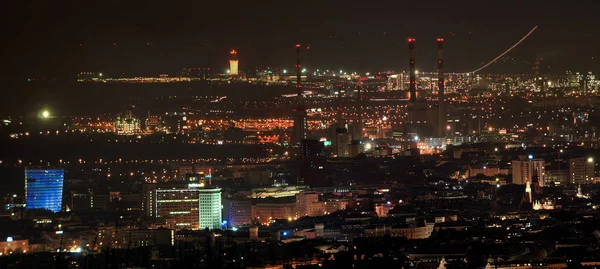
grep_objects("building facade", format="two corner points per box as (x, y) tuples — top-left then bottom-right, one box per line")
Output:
(511, 160), (545, 186)
(198, 188), (222, 230)
(569, 157), (595, 185)
(295, 191), (324, 218)
(152, 188), (200, 230)
(252, 201), (296, 224)
(223, 197), (252, 227)
(113, 229), (174, 249)
(25, 169), (64, 213)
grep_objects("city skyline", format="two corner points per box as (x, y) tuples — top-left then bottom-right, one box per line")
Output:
(2, 1), (600, 268)
(3, 1), (600, 82)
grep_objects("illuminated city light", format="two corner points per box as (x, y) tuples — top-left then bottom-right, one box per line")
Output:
(5, 10), (600, 266)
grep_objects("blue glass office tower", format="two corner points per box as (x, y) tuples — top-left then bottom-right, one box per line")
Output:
(25, 169), (64, 213)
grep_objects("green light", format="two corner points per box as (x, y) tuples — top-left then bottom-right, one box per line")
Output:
(42, 111), (50, 118)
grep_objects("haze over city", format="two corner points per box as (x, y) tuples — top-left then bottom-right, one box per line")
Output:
(2, 1), (600, 269)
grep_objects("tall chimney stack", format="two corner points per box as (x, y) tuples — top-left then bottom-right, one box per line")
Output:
(296, 44), (302, 100)
(437, 38), (446, 137)
(408, 38), (417, 102)
(292, 44), (307, 144)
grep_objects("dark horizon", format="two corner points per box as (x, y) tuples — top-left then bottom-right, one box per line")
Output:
(2, 0), (600, 82)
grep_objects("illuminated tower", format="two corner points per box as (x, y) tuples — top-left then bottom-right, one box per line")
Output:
(334, 86), (348, 157)
(525, 181), (532, 203)
(408, 38), (417, 102)
(292, 44), (308, 144)
(229, 49), (239, 76)
(437, 38), (446, 137)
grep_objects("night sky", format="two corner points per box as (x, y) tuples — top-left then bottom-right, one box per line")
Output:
(2, 0), (600, 80)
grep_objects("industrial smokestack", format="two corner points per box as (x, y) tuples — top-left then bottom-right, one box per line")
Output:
(354, 84), (363, 140)
(293, 44), (307, 143)
(538, 58), (546, 93)
(296, 44), (302, 100)
(408, 38), (416, 102)
(437, 38), (446, 137)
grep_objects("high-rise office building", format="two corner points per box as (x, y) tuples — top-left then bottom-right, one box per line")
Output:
(334, 89), (349, 157)
(512, 158), (545, 186)
(143, 181), (196, 216)
(295, 191), (324, 218)
(335, 127), (349, 157)
(568, 157), (595, 185)
(25, 169), (64, 213)
(198, 188), (222, 230)
(299, 139), (327, 186)
(222, 197), (252, 227)
(147, 184), (222, 230)
(152, 188), (200, 230)
(229, 49), (239, 76)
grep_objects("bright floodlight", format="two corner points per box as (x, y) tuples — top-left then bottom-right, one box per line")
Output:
(528, 154), (533, 160)
(42, 110), (50, 118)
(588, 157), (594, 163)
